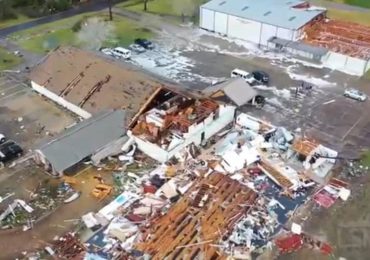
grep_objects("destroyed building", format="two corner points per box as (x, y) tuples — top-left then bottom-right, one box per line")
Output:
(71, 111), (342, 259)
(128, 87), (236, 162)
(136, 172), (258, 259)
(34, 110), (127, 176)
(200, 0), (370, 75)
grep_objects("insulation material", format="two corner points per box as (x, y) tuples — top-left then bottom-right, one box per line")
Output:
(338, 188), (350, 201)
(98, 192), (138, 220)
(291, 223), (302, 235)
(236, 113), (260, 131)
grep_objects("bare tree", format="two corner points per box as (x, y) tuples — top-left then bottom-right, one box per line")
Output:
(108, 0), (113, 21)
(172, 0), (197, 22)
(143, 0), (148, 12)
(77, 17), (114, 50)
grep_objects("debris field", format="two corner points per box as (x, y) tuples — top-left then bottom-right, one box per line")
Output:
(304, 19), (370, 60)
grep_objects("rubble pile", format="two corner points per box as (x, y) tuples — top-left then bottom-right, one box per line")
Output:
(275, 232), (333, 256)
(54, 232), (86, 259)
(0, 181), (79, 230)
(27, 113), (347, 259)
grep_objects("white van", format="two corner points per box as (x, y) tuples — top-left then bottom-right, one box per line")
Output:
(231, 68), (257, 85)
(231, 68), (250, 79)
(112, 47), (131, 59)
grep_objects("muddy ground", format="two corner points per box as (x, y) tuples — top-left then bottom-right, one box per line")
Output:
(0, 73), (76, 149)
(0, 164), (115, 259)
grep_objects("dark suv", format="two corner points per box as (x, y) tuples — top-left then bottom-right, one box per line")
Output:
(251, 71), (269, 85)
(134, 38), (154, 50)
(0, 141), (23, 164)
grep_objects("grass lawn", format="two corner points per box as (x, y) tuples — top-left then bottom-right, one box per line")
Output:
(0, 14), (33, 29)
(331, 0), (370, 8)
(119, 0), (207, 17)
(10, 12), (153, 54)
(0, 47), (22, 70)
(327, 8), (370, 26)
(361, 150), (370, 167)
(364, 69), (370, 80)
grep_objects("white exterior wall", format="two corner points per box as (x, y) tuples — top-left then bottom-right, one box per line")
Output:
(260, 23), (278, 46)
(228, 15), (262, 43)
(323, 52), (369, 76)
(293, 28), (302, 41)
(200, 9), (298, 46)
(130, 105), (236, 163)
(91, 136), (129, 165)
(214, 12), (228, 35)
(31, 81), (91, 119)
(276, 27), (293, 41)
(200, 8), (215, 31)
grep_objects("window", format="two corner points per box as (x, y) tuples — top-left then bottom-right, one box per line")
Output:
(219, 1), (226, 6)
(263, 11), (271, 16)
(242, 6), (249, 11)
(289, 16), (296, 21)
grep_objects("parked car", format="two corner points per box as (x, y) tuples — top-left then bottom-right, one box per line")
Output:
(129, 43), (146, 53)
(251, 70), (270, 85)
(111, 47), (131, 59)
(231, 68), (250, 79)
(0, 141), (23, 164)
(344, 88), (367, 101)
(230, 69), (269, 86)
(99, 47), (113, 56)
(0, 134), (5, 144)
(134, 38), (154, 50)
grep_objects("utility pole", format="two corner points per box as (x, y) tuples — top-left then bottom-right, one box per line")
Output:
(108, 0), (113, 21)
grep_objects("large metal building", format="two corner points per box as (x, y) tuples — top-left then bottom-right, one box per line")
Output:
(200, 0), (326, 46)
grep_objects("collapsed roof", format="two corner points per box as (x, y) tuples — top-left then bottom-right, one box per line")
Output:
(29, 46), (161, 119)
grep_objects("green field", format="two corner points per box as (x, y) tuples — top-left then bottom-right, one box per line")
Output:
(327, 8), (370, 26)
(0, 47), (22, 70)
(337, 0), (370, 8)
(361, 150), (370, 166)
(0, 14), (33, 29)
(9, 12), (153, 53)
(119, 0), (207, 17)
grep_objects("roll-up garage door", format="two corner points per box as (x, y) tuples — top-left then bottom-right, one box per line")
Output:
(200, 8), (215, 31)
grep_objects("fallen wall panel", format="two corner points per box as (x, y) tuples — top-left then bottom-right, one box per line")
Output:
(31, 81), (92, 119)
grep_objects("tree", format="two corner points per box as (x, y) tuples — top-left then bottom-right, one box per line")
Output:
(172, 0), (197, 22)
(0, 0), (16, 20)
(143, 0), (148, 12)
(108, 0), (113, 21)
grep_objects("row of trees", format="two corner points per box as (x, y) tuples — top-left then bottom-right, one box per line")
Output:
(0, 0), (72, 20)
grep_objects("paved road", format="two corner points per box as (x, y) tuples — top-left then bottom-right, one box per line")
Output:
(0, 0), (110, 38)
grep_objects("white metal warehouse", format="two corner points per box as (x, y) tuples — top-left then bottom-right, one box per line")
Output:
(200, 0), (326, 46)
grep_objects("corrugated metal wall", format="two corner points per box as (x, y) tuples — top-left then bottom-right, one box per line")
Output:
(200, 7), (296, 46)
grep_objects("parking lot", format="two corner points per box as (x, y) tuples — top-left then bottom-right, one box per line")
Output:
(100, 26), (370, 161)
(0, 73), (76, 150)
